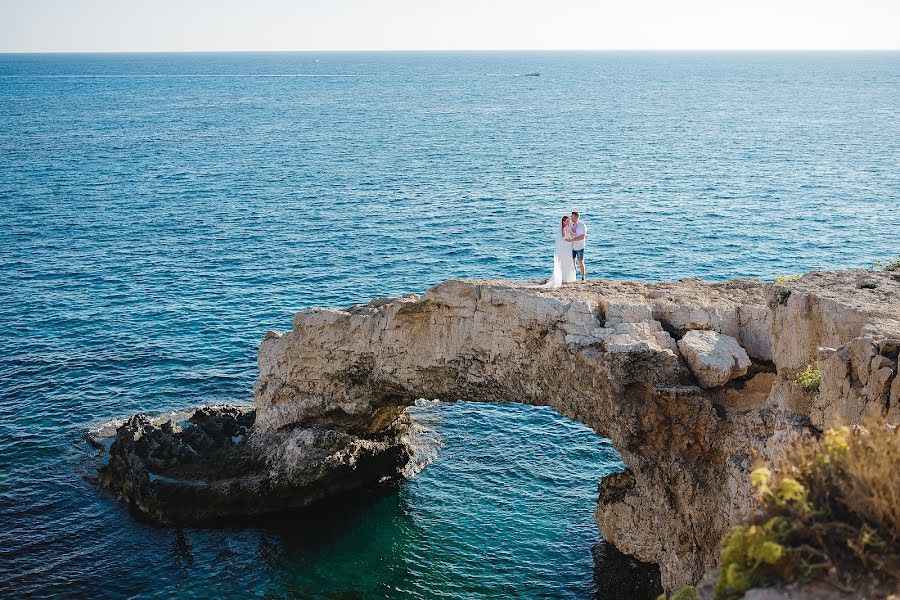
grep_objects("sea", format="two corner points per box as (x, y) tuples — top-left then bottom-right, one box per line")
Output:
(1, 51), (898, 599)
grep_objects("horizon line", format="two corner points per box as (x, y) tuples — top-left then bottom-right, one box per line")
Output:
(2, 48), (899, 55)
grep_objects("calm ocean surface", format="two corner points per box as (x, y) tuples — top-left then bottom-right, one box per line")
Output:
(1, 51), (898, 599)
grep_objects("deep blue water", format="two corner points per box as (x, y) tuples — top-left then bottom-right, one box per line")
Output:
(1, 51), (898, 599)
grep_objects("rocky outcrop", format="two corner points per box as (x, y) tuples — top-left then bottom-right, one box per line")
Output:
(253, 268), (900, 591)
(678, 330), (752, 388)
(98, 405), (413, 524)
(97, 269), (899, 592)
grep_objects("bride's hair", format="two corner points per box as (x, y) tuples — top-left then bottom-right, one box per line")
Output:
(561, 215), (569, 232)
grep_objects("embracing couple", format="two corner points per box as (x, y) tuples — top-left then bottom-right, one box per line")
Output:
(543, 211), (586, 289)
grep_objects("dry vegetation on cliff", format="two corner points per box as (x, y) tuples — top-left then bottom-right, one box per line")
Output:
(661, 418), (899, 600)
(712, 418), (899, 599)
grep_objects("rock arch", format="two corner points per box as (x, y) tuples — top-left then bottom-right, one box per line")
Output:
(253, 272), (900, 589)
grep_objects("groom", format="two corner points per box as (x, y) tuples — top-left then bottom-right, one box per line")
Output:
(570, 211), (586, 281)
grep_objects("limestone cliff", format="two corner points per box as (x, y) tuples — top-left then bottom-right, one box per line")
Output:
(254, 269), (900, 590)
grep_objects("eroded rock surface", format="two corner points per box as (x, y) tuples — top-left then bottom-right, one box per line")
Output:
(678, 329), (752, 388)
(96, 269), (899, 592)
(98, 405), (413, 524)
(253, 268), (900, 591)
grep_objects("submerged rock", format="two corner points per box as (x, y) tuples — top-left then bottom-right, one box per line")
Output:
(98, 405), (413, 524)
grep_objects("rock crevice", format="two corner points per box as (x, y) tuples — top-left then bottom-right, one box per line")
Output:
(99, 269), (900, 592)
(253, 269), (900, 589)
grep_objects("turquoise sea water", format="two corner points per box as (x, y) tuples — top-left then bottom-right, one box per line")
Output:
(1, 52), (898, 599)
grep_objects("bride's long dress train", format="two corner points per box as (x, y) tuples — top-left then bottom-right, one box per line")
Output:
(543, 233), (576, 289)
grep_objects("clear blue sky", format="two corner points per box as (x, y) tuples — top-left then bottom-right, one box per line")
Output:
(1, 0), (898, 53)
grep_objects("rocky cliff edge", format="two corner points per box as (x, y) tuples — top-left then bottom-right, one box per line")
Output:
(254, 269), (900, 590)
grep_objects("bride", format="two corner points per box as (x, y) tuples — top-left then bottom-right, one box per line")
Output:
(543, 215), (577, 289)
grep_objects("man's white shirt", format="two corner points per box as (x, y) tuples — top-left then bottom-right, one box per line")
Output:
(573, 222), (586, 251)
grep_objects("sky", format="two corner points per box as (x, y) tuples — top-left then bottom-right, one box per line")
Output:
(1, 0), (898, 53)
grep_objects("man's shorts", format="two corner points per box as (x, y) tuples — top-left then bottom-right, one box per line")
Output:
(572, 248), (584, 261)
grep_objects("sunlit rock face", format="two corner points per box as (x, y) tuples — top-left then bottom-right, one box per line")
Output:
(254, 269), (900, 591)
(97, 269), (899, 590)
(677, 329), (751, 388)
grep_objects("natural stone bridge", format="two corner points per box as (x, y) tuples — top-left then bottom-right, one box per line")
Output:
(252, 269), (900, 590)
(99, 269), (900, 592)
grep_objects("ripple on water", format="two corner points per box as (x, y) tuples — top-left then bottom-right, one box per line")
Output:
(1, 51), (899, 598)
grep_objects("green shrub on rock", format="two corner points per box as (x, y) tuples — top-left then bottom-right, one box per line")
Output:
(773, 274), (801, 284)
(794, 364), (820, 392)
(711, 419), (900, 598)
(872, 255), (900, 271)
(656, 585), (700, 600)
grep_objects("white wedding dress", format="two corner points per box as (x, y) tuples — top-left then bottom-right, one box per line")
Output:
(542, 225), (576, 289)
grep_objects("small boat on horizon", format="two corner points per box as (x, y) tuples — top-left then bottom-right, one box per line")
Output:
(523, 72), (540, 77)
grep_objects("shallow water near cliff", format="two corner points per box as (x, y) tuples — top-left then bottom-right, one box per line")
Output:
(1, 51), (899, 598)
